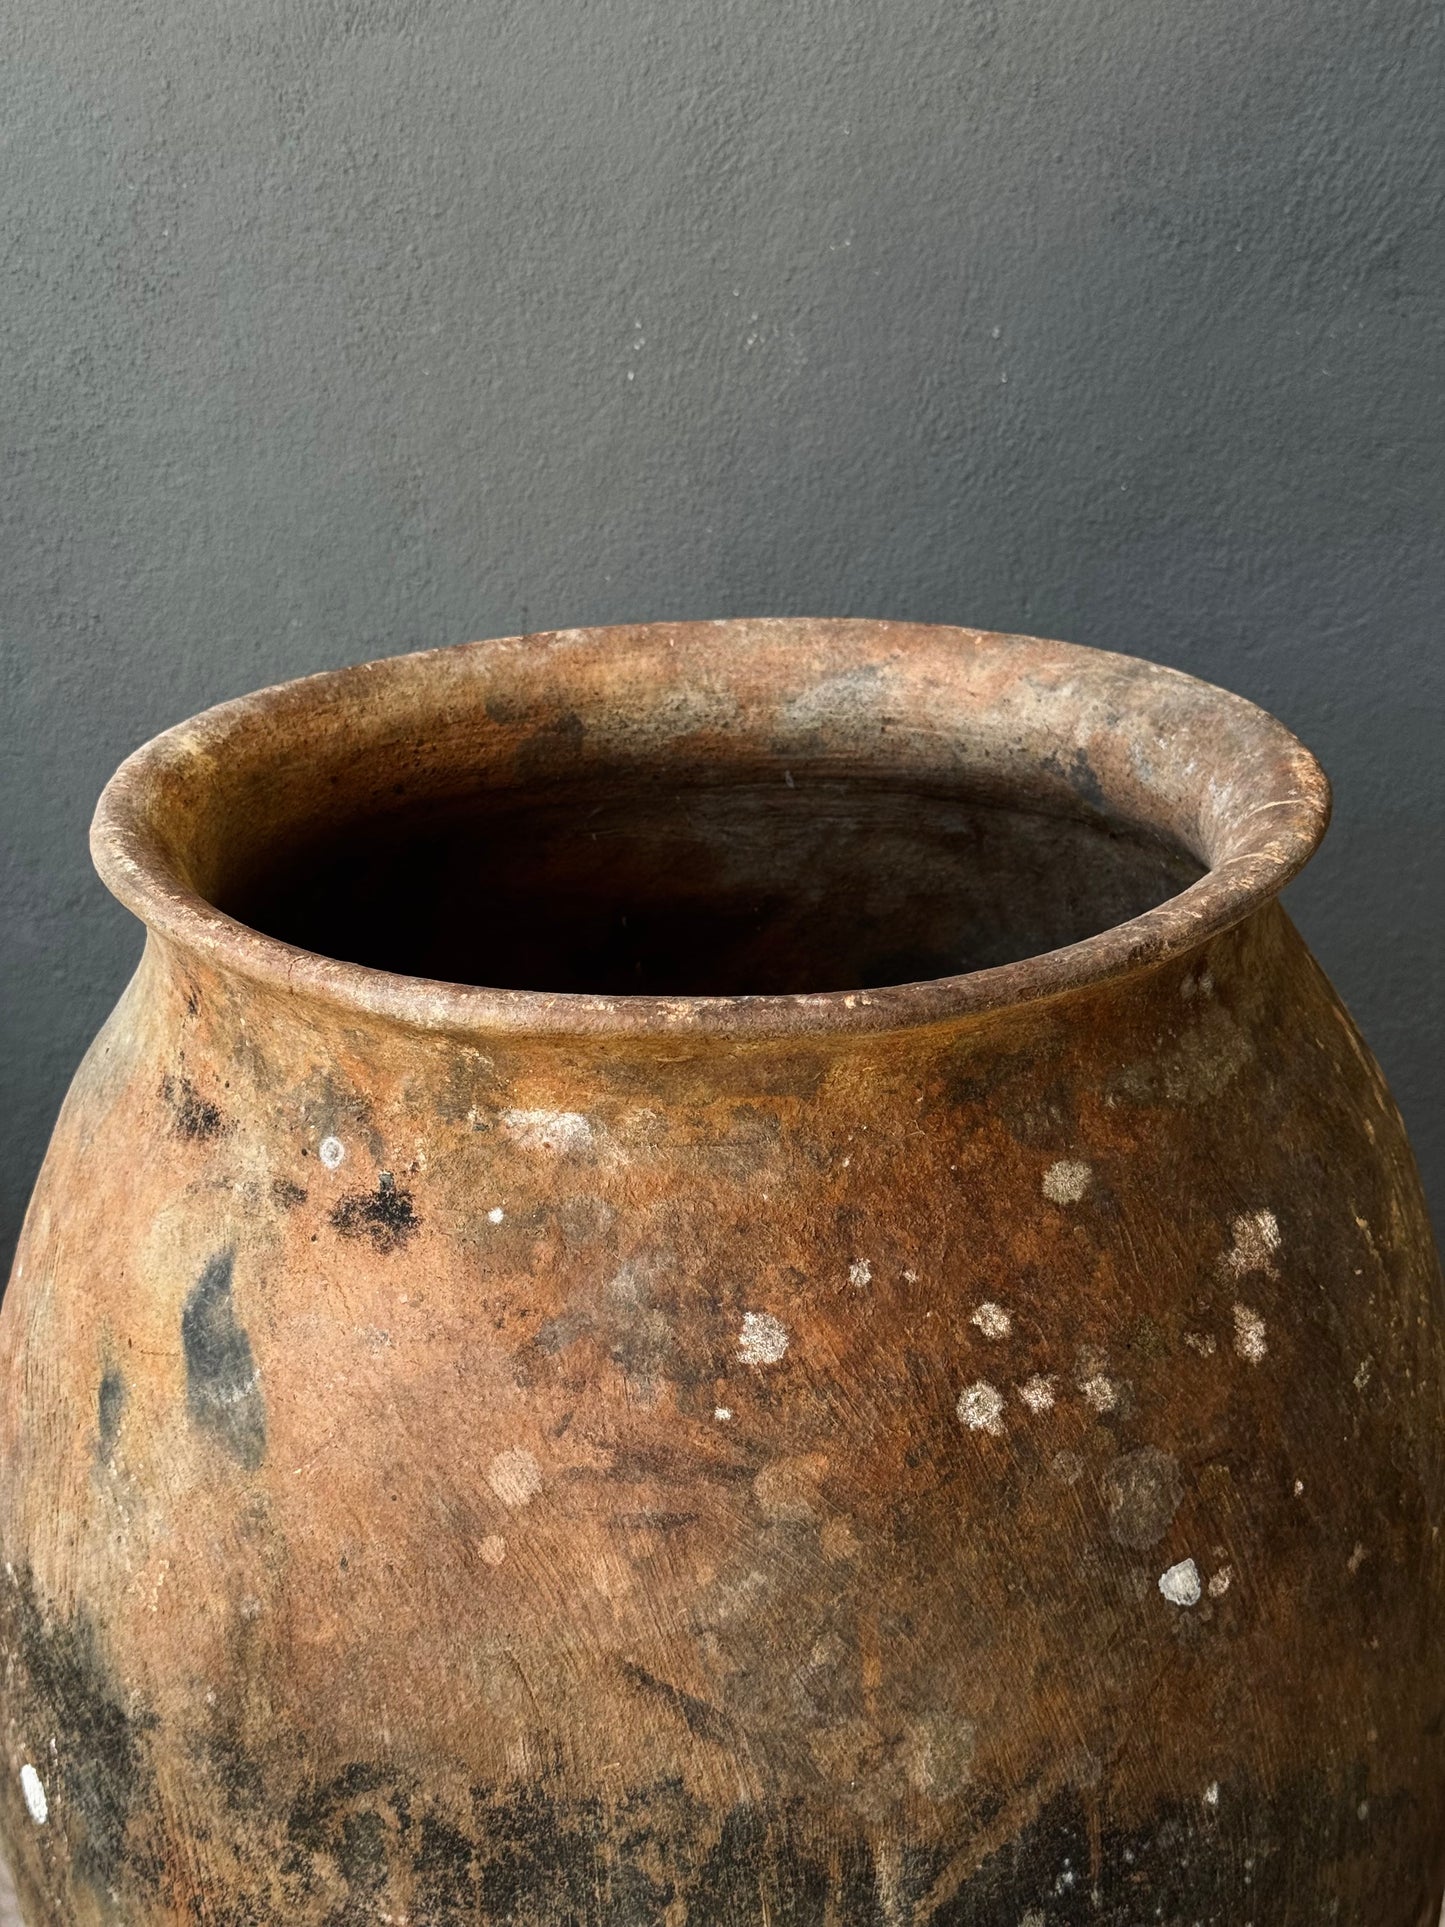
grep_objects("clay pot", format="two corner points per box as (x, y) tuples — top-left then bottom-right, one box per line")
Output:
(1, 619), (1441, 1926)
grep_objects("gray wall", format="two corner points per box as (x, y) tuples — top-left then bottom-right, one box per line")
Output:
(3, 0), (1440, 1265)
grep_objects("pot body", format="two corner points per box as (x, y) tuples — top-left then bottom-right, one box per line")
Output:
(0, 903), (1442, 1926)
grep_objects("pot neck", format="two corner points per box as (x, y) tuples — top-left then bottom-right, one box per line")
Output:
(90, 619), (1329, 1046)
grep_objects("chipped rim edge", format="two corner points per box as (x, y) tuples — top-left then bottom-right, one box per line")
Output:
(90, 620), (1331, 1042)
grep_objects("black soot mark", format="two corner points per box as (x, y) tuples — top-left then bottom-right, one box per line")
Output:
(161, 1073), (224, 1140)
(330, 1172), (418, 1253)
(1042, 743), (1108, 812)
(181, 1250), (266, 1469)
(96, 1368), (126, 1462)
(1, 1569), (159, 1894)
(271, 1177), (308, 1210)
(618, 1660), (735, 1746)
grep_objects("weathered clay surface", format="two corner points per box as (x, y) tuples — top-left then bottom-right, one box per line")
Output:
(0, 620), (1441, 1925)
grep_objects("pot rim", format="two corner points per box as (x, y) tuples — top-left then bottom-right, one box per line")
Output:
(90, 618), (1331, 1040)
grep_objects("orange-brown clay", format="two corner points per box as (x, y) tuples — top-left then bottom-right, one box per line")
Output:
(0, 620), (1441, 1925)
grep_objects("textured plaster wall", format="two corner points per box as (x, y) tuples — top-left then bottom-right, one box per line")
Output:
(2, 0), (1440, 1265)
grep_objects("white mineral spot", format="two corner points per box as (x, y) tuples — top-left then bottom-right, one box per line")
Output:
(902, 1268), (919, 1284)
(1357, 1800), (1370, 1821)
(1233, 1303), (1268, 1363)
(957, 1381), (1006, 1436)
(1204, 1781), (1220, 1807)
(1159, 1557), (1202, 1606)
(1018, 1375), (1056, 1413)
(849, 1259), (872, 1289)
(1348, 1541), (1368, 1574)
(1208, 1565), (1233, 1597)
(501, 1109), (595, 1153)
(738, 1311), (790, 1367)
(487, 1206), (505, 1224)
(809, 1633), (846, 1669)
(1081, 1374), (1118, 1413)
(478, 1534), (507, 1566)
(1294, 1479), (1305, 1496)
(1354, 1358), (1372, 1391)
(319, 1136), (345, 1170)
(821, 1515), (861, 1561)
(1021, 1913), (1046, 1927)
(1183, 1330), (1218, 1356)
(1043, 1159), (1092, 1205)
(1227, 1208), (1281, 1275)
(971, 1301), (1012, 1341)
(714, 1407), (733, 1421)
(487, 1448), (542, 1508)
(20, 1763), (47, 1824)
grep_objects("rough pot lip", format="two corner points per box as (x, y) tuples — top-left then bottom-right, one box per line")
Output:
(90, 618), (1331, 1041)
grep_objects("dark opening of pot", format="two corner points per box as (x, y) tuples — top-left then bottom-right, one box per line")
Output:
(222, 776), (1204, 997)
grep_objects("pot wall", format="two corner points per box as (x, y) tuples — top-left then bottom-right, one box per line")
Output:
(0, 899), (1441, 1925)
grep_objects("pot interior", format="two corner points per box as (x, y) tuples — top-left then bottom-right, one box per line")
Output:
(224, 775), (1203, 997)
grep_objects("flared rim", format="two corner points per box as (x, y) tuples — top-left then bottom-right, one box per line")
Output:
(90, 619), (1331, 1040)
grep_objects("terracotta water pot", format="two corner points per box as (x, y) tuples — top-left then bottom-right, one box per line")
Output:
(1, 619), (1441, 1926)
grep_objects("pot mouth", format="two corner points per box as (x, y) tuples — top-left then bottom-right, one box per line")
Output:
(91, 619), (1329, 1040)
